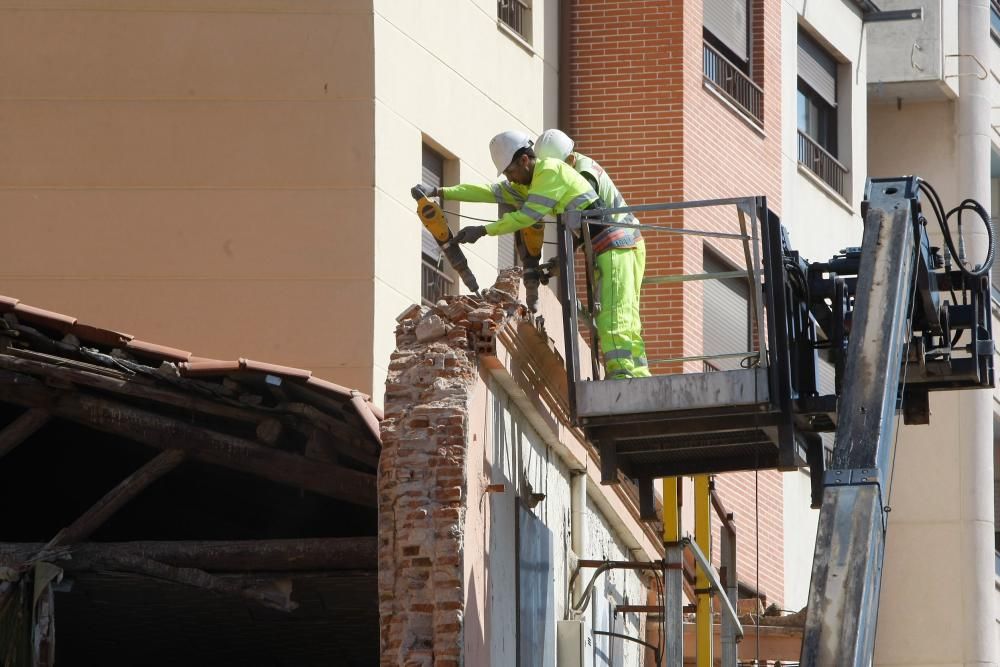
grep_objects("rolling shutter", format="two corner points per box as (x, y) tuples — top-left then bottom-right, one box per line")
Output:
(498, 203), (518, 267)
(421, 146), (445, 261)
(703, 250), (750, 371)
(798, 29), (837, 107)
(704, 0), (749, 62)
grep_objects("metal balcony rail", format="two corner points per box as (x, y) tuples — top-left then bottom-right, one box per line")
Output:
(991, 0), (1000, 44)
(421, 258), (454, 307)
(798, 130), (849, 200)
(498, 0), (530, 40)
(557, 196), (769, 385)
(703, 41), (764, 124)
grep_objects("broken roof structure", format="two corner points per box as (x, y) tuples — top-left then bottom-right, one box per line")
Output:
(0, 295), (380, 665)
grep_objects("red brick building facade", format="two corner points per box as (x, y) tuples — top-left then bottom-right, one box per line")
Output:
(568, 0), (785, 603)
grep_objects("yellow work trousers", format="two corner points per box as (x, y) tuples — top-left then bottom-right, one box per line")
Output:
(595, 239), (650, 379)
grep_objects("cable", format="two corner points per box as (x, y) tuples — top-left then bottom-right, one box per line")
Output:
(440, 208), (502, 223)
(918, 180), (994, 278)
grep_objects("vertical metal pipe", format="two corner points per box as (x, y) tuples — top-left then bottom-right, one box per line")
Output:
(571, 471), (587, 604)
(662, 477), (683, 667)
(954, 1), (998, 663)
(694, 476), (713, 667)
(719, 519), (738, 667)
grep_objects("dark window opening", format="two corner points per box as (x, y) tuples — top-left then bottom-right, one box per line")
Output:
(797, 81), (837, 156)
(498, 0), (531, 42)
(796, 28), (849, 199)
(702, 0), (763, 123)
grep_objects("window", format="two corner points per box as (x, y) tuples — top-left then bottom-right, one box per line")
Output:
(420, 145), (454, 306)
(498, 203), (519, 269)
(498, 0), (531, 43)
(702, 0), (763, 123)
(992, 0), (1000, 45)
(703, 0), (750, 71)
(796, 29), (849, 199)
(702, 249), (750, 372)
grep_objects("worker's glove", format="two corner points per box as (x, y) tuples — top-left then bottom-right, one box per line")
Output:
(453, 225), (487, 244)
(410, 183), (438, 200)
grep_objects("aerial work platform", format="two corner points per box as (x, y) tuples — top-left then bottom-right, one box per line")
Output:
(554, 177), (994, 666)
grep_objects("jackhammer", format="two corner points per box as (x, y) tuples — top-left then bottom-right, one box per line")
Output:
(411, 187), (480, 294)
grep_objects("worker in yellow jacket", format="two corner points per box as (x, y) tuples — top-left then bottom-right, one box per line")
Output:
(535, 129), (650, 380)
(413, 130), (649, 380)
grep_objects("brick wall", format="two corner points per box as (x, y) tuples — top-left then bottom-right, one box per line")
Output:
(568, 0), (687, 376)
(569, 0), (786, 605)
(378, 271), (525, 667)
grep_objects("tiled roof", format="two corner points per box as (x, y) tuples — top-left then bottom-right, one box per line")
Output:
(0, 294), (381, 444)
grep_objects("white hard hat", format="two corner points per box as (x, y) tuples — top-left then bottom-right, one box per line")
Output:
(535, 129), (575, 161)
(489, 130), (533, 176)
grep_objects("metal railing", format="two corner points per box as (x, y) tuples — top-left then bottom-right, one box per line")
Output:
(557, 196), (769, 387)
(498, 0), (530, 41)
(992, 0), (1000, 44)
(421, 258), (454, 307)
(703, 41), (764, 124)
(798, 130), (849, 200)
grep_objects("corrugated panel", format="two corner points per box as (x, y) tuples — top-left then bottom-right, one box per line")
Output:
(421, 145), (445, 260)
(704, 0), (748, 61)
(703, 251), (749, 371)
(798, 29), (837, 107)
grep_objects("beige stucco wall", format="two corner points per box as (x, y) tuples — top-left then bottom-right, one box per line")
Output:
(371, 0), (559, 396)
(0, 0), (378, 392)
(868, 95), (998, 664)
(780, 0), (867, 611)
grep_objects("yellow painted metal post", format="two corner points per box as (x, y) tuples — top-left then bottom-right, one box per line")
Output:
(662, 477), (680, 543)
(694, 475), (713, 667)
(662, 477), (682, 666)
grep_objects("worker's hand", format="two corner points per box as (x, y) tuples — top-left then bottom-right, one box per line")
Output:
(410, 183), (438, 200)
(454, 225), (487, 244)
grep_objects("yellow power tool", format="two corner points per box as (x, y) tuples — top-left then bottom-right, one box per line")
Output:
(413, 191), (480, 294)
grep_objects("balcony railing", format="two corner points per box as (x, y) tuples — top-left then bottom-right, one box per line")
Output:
(421, 258), (454, 307)
(703, 41), (764, 124)
(992, 0), (1000, 44)
(798, 130), (849, 200)
(498, 0), (530, 41)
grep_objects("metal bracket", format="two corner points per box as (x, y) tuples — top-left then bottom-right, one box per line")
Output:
(563, 209), (583, 233)
(864, 8), (923, 22)
(824, 468), (880, 486)
(945, 53), (988, 81)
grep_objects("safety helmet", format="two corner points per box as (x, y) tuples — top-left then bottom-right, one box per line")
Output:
(489, 130), (534, 176)
(535, 129), (575, 161)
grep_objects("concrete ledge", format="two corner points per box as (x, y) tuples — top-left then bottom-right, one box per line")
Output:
(576, 368), (770, 419)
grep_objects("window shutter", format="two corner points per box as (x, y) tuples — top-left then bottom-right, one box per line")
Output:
(421, 146), (445, 261)
(798, 30), (837, 107)
(704, 0), (748, 62)
(498, 203), (518, 267)
(702, 251), (749, 371)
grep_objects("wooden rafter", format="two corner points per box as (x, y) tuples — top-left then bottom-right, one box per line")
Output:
(40, 449), (186, 556)
(0, 537), (376, 572)
(0, 407), (49, 460)
(0, 370), (377, 506)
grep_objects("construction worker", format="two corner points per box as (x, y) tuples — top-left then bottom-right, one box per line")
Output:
(534, 129), (650, 379)
(412, 130), (648, 379)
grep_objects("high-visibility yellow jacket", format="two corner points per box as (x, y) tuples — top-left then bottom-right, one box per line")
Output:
(439, 157), (599, 236)
(572, 152), (641, 251)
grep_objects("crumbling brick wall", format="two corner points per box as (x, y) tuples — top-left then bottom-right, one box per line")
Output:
(378, 270), (525, 667)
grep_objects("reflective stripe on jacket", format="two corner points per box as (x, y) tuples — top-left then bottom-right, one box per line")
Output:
(440, 157), (599, 236)
(573, 152), (637, 227)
